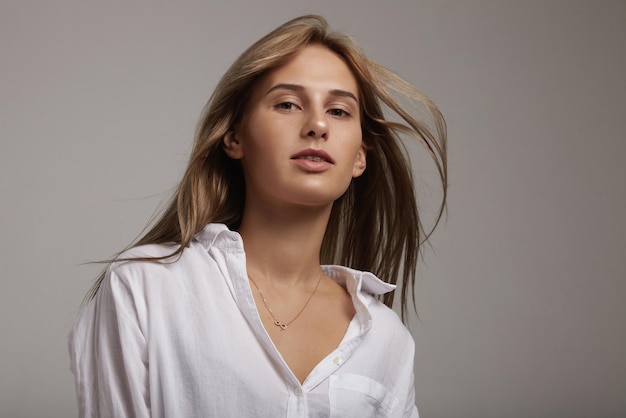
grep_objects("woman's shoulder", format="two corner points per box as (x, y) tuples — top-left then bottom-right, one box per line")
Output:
(117, 242), (181, 260)
(370, 300), (413, 339)
(105, 242), (184, 282)
(103, 223), (236, 287)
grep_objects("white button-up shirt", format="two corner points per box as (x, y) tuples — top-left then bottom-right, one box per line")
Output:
(69, 223), (419, 417)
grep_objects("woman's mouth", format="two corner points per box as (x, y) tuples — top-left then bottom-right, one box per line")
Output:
(290, 149), (335, 164)
(290, 149), (334, 172)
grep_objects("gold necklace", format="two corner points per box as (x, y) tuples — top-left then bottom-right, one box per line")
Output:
(248, 273), (322, 331)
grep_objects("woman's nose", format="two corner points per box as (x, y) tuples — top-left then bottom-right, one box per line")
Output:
(301, 110), (328, 140)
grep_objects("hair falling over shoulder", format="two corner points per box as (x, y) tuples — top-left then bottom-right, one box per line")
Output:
(84, 15), (447, 322)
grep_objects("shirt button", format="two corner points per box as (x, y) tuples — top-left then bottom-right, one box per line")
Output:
(333, 356), (343, 366)
(294, 387), (303, 396)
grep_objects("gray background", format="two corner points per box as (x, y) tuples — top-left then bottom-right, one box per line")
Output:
(1, 1), (625, 417)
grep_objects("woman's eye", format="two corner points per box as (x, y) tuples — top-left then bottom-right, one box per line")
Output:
(276, 102), (297, 110)
(329, 108), (350, 117)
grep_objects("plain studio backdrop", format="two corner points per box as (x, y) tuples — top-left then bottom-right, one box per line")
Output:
(1, 1), (625, 417)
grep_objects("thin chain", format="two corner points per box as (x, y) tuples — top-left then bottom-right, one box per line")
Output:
(248, 272), (322, 331)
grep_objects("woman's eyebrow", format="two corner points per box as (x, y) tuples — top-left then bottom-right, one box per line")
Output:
(329, 89), (359, 104)
(266, 83), (359, 104)
(266, 83), (304, 95)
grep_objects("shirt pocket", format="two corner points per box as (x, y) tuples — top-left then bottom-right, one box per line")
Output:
(329, 373), (399, 418)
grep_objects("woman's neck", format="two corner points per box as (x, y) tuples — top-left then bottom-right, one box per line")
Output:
(237, 202), (332, 287)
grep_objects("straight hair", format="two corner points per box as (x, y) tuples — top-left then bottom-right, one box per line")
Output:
(84, 15), (447, 322)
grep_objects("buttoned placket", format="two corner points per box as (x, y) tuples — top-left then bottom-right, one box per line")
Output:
(219, 230), (309, 414)
(284, 311), (368, 417)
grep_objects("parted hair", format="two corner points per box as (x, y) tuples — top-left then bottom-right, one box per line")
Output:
(86, 15), (447, 321)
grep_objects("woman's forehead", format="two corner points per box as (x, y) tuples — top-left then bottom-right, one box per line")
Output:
(253, 45), (360, 101)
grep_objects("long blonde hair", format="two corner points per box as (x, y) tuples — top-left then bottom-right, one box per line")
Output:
(86, 15), (447, 321)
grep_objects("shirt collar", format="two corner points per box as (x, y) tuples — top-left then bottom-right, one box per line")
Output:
(195, 223), (396, 295)
(194, 223), (241, 249)
(322, 265), (396, 296)
(194, 223), (396, 296)
(195, 222), (396, 328)
(322, 265), (395, 334)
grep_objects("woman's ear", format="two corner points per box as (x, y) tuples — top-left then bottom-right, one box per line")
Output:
(352, 145), (367, 178)
(222, 131), (244, 159)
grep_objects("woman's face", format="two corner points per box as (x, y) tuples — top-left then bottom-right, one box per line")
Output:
(224, 44), (366, 210)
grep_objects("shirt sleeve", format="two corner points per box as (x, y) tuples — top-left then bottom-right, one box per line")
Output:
(404, 368), (420, 418)
(69, 266), (150, 418)
(401, 334), (420, 418)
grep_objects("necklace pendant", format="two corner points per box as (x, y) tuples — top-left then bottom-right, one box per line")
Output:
(249, 272), (322, 332)
(274, 320), (287, 331)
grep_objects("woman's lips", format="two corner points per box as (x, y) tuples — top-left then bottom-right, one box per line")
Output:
(290, 149), (334, 164)
(290, 149), (334, 172)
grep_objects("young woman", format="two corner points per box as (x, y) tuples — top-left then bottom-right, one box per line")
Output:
(70, 15), (447, 417)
